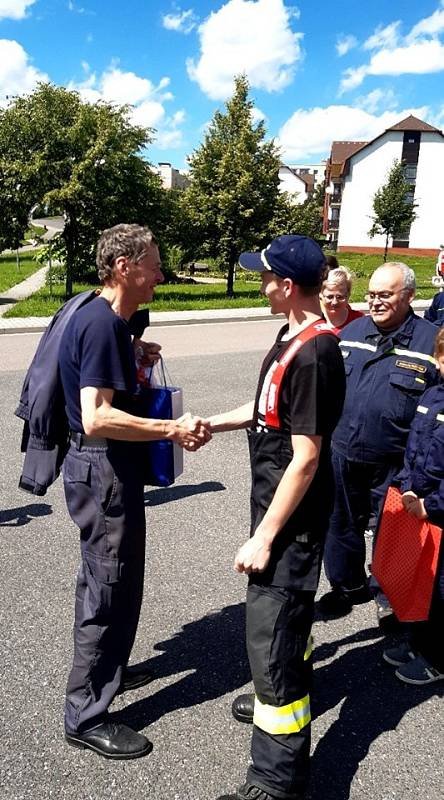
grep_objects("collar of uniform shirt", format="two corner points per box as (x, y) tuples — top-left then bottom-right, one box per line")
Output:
(365, 307), (414, 344)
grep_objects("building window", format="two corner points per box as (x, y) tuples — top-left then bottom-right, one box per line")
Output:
(404, 165), (417, 180)
(332, 184), (342, 202)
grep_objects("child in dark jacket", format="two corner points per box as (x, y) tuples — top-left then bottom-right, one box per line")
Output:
(424, 291), (444, 327)
(383, 327), (444, 684)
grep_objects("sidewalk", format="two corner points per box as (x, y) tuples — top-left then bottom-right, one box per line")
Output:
(0, 265), (48, 319)
(0, 299), (432, 334)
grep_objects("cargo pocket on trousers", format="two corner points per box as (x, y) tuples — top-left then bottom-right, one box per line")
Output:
(83, 551), (123, 620)
(246, 584), (287, 704)
(270, 601), (312, 702)
(63, 458), (92, 530)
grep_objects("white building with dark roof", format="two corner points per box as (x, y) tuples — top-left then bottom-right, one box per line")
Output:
(323, 116), (444, 255)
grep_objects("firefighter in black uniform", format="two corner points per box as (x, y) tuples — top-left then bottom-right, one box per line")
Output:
(208, 235), (345, 800)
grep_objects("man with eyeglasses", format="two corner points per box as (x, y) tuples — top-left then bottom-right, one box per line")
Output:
(319, 262), (438, 630)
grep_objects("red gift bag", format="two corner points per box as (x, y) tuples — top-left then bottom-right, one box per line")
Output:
(372, 486), (442, 622)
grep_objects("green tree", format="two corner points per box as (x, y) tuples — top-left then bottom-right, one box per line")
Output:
(183, 75), (283, 296)
(0, 83), (166, 296)
(273, 183), (325, 241)
(369, 159), (417, 261)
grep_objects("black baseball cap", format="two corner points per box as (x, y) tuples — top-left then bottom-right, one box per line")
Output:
(238, 234), (326, 287)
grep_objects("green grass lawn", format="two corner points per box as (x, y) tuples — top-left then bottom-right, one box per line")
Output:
(0, 252), (43, 294)
(335, 252), (437, 301)
(3, 251), (439, 317)
(3, 280), (270, 317)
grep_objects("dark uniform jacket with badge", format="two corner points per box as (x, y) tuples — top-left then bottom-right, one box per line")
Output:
(333, 309), (438, 464)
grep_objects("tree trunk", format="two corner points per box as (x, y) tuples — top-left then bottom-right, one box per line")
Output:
(63, 207), (78, 297)
(384, 233), (389, 262)
(226, 259), (235, 298)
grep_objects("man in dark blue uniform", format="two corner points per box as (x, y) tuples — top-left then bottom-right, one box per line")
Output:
(208, 235), (345, 800)
(424, 290), (444, 326)
(320, 262), (438, 629)
(59, 224), (208, 759)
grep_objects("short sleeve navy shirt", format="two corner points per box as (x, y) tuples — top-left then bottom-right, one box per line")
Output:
(59, 296), (137, 433)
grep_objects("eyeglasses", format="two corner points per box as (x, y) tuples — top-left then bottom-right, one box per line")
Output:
(365, 290), (408, 303)
(322, 293), (347, 303)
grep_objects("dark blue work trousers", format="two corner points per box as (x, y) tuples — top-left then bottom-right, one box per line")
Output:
(63, 440), (146, 734)
(324, 448), (403, 594)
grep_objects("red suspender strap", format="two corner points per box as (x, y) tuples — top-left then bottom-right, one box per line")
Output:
(264, 321), (337, 429)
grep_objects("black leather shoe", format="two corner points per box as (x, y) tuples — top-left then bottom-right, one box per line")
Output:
(118, 663), (154, 694)
(65, 722), (153, 760)
(217, 782), (295, 800)
(232, 693), (254, 724)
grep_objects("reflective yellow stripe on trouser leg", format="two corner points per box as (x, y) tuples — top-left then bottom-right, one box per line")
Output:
(253, 633), (313, 735)
(253, 693), (311, 735)
(304, 633), (313, 661)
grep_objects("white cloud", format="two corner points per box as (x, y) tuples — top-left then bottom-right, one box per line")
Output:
(407, 3), (444, 41)
(364, 21), (401, 51)
(187, 0), (303, 100)
(0, 0), (35, 19)
(341, 4), (444, 93)
(131, 100), (166, 128)
(156, 129), (184, 148)
(162, 8), (197, 33)
(0, 39), (47, 106)
(340, 64), (367, 93)
(251, 106), (267, 123)
(68, 1), (86, 12)
(341, 39), (444, 92)
(336, 34), (358, 57)
(278, 104), (430, 161)
(355, 88), (397, 114)
(368, 39), (444, 75)
(69, 64), (185, 148)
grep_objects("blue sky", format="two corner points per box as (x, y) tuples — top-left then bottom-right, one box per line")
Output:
(1, 0), (444, 169)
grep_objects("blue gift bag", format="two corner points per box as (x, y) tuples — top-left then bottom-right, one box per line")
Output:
(135, 359), (184, 487)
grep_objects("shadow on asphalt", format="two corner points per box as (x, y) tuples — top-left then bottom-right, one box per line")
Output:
(310, 626), (444, 800)
(144, 480), (226, 506)
(0, 502), (52, 527)
(111, 614), (443, 799)
(111, 601), (249, 729)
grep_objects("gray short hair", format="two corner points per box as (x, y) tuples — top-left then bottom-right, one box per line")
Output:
(96, 224), (158, 283)
(323, 266), (353, 295)
(375, 262), (416, 291)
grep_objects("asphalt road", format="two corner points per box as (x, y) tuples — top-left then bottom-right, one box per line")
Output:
(0, 321), (443, 800)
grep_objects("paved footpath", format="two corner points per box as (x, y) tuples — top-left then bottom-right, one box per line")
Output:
(0, 265), (48, 318)
(0, 299), (432, 334)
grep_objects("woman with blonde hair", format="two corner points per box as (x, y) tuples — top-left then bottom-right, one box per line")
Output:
(320, 265), (363, 334)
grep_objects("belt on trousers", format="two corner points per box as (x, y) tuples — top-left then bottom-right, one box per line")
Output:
(70, 431), (108, 449)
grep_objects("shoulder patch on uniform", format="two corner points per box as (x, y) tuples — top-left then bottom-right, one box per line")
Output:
(395, 359), (427, 374)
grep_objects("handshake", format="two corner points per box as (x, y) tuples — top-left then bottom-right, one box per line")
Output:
(169, 412), (212, 452)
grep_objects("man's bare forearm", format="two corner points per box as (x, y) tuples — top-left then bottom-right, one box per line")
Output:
(80, 387), (207, 447)
(84, 403), (175, 441)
